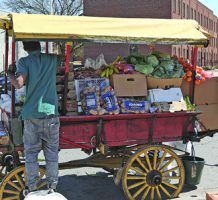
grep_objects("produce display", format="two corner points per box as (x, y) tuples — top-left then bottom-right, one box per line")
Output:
(7, 51), (205, 117)
(127, 51), (185, 78)
(179, 57), (213, 85)
(56, 50), (208, 116)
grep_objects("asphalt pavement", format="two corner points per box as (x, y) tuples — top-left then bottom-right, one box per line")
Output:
(50, 134), (218, 200)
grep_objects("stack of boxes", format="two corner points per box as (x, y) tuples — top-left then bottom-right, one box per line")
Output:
(181, 70), (218, 131)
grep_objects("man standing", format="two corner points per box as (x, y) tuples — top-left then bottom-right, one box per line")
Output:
(8, 41), (61, 194)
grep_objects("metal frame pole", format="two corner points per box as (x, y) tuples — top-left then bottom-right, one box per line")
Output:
(11, 41), (16, 117)
(45, 42), (49, 54)
(4, 30), (9, 94)
(190, 47), (198, 104)
(62, 42), (72, 115)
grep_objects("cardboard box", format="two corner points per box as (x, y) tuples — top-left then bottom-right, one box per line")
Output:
(147, 76), (183, 89)
(181, 74), (218, 105)
(111, 74), (147, 97)
(206, 192), (218, 200)
(197, 104), (218, 130)
(148, 88), (183, 103)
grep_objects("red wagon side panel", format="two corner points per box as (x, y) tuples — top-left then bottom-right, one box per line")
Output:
(59, 112), (198, 149)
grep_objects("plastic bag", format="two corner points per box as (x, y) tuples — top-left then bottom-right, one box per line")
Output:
(24, 190), (67, 200)
(81, 86), (102, 115)
(101, 86), (119, 115)
(84, 58), (96, 69)
(95, 53), (107, 70)
(121, 99), (150, 114)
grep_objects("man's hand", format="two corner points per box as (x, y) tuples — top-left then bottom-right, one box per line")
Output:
(7, 64), (26, 89)
(7, 64), (16, 76)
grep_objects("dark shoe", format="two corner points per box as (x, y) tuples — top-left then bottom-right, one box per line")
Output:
(48, 188), (57, 194)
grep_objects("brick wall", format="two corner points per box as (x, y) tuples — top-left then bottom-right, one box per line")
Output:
(83, 0), (172, 62)
(84, 0), (218, 65)
(84, 0), (171, 18)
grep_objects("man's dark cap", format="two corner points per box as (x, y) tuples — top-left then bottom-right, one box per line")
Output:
(23, 41), (41, 52)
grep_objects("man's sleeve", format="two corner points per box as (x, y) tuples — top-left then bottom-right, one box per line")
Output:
(16, 58), (28, 75)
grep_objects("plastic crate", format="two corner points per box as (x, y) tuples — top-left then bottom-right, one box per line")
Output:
(75, 78), (109, 101)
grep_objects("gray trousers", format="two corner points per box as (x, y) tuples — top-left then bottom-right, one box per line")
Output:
(23, 117), (60, 191)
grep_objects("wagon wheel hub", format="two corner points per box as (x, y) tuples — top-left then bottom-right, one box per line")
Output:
(146, 170), (162, 186)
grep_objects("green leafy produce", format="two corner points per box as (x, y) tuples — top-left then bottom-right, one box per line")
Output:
(146, 55), (159, 67)
(127, 50), (185, 78)
(160, 60), (174, 72)
(159, 66), (165, 74)
(130, 57), (137, 65)
(152, 51), (171, 61)
(153, 69), (162, 78)
(135, 64), (154, 75)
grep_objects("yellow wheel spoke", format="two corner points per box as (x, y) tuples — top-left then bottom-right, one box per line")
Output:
(136, 158), (149, 173)
(2, 196), (19, 200)
(162, 176), (181, 180)
(160, 157), (174, 172)
(155, 186), (162, 200)
(153, 150), (158, 170)
(38, 181), (47, 190)
(130, 167), (146, 176)
(122, 146), (185, 200)
(39, 169), (45, 180)
(127, 176), (146, 180)
(8, 180), (21, 192)
(150, 187), (155, 200)
(128, 180), (146, 190)
(14, 174), (24, 189)
(144, 151), (152, 171)
(24, 170), (27, 184)
(133, 184), (148, 198)
(159, 184), (171, 198)
(157, 151), (167, 170)
(162, 181), (178, 190)
(162, 166), (179, 175)
(3, 189), (20, 195)
(142, 186), (151, 200)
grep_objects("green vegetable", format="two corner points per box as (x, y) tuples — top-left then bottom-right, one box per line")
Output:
(146, 55), (159, 67)
(152, 51), (171, 61)
(135, 64), (154, 75)
(130, 57), (138, 65)
(160, 60), (174, 72)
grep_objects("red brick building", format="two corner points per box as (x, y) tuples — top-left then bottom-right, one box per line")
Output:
(83, 0), (218, 66)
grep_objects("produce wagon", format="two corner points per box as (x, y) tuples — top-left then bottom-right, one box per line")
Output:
(0, 13), (216, 200)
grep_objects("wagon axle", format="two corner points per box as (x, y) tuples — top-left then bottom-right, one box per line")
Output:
(147, 170), (162, 186)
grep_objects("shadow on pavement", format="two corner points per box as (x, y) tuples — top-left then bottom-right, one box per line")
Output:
(204, 163), (218, 167)
(57, 173), (126, 200)
(181, 184), (198, 193)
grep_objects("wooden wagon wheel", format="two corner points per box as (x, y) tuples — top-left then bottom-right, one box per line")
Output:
(0, 165), (46, 200)
(122, 145), (185, 200)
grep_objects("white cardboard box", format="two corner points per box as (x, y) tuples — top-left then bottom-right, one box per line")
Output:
(148, 88), (183, 103)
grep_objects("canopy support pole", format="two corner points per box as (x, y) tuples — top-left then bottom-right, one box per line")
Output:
(62, 42), (72, 115)
(4, 30), (9, 94)
(11, 41), (16, 117)
(45, 42), (49, 54)
(190, 47), (198, 104)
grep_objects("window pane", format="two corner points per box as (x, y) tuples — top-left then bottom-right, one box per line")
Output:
(178, 0), (181, 15)
(191, 8), (193, 19)
(187, 5), (189, 18)
(173, 0), (176, 13)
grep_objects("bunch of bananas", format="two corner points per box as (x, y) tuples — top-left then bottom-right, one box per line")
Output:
(100, 56), (122, 78)
(100, 65), (119, 78)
